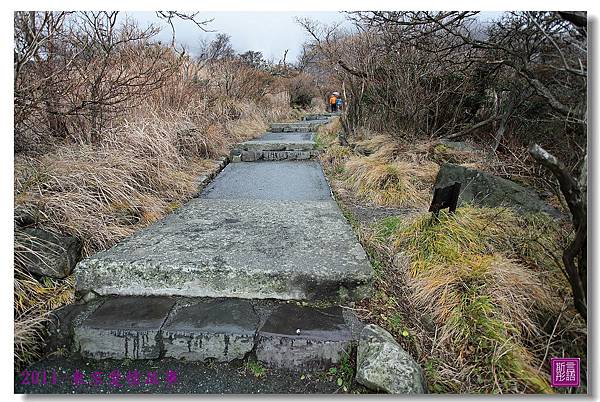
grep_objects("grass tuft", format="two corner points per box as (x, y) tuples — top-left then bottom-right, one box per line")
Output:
(344, 153), (437, 208)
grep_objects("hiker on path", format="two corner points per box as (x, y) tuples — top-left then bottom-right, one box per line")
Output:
(329, 93), (337, 113)
(336, 96), (343, 112)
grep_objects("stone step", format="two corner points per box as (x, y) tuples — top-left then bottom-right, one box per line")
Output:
(66, 296), (362, 370)
(302, 114), (334, 121)
(75, 162), (373, 300)
(269, 121), (323, 133)
(234, 149), (321, 162)
(230, 132), (319, 162)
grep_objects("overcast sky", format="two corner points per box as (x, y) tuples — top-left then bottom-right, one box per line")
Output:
(126, 11), (506, 63)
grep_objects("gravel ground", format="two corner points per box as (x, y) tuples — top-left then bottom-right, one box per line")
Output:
(15, 356), (345, 394)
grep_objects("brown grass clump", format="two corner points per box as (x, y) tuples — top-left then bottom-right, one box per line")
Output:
(319, 130), (439, 209)
(344, 151), (438, 208)
(429, 141), (484, 166)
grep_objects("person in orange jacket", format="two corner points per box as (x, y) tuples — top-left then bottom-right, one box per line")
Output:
(329, 93), (337, 112)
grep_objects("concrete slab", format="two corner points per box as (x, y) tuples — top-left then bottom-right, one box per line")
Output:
(236, 132), (316, 153)
(256, 304), (353, 370)
(201, 161), (331, 200)
(75, 199), (373, 300)
(303, 114), (334, 121)
(238, 140), (315, 152)
(162, 299), (258, 362)
(73, 297), (175, 359)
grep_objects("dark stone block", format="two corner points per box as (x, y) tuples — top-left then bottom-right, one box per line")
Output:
(162, 299), (258, 361)
(15, 227), (82, 279)
(256, 304), (353, 370)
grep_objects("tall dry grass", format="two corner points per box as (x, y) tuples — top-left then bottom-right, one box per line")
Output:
(366, 208), (585, 393)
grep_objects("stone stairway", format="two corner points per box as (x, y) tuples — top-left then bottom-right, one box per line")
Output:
(65, 113), (373, 375)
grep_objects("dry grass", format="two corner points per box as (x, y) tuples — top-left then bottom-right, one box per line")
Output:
(429, 141), (485, 167)
(344, 153), (437, 208)
(360, 207), (585, 393)
(319, 129), (438, 209)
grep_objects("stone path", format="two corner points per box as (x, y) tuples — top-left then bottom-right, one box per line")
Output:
(76, 130), (372, 300)
(21, 113), (374, 393)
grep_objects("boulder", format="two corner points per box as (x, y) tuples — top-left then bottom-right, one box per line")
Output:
(15, 227), (82, 279)
(434, 163), (560, 216)
(356, 324), (426, 394)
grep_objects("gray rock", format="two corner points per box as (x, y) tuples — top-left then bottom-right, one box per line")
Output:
(162, 299), (258, 362)
(356, 324), (426, 394)
(256, 304), (353, 370)
(15, 227), (82, 279)
(434, 163), (560, 216)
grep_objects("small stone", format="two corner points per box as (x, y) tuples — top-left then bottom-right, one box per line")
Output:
(81, 291), (98, 303)
(296, 329), (301, 335)
(356, 324), (426, 394)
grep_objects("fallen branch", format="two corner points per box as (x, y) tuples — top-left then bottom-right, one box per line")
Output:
(443, 115), (503, 140)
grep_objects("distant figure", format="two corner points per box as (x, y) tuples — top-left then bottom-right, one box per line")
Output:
(329, 93), (337, 112)
(336, 97), (343, 112)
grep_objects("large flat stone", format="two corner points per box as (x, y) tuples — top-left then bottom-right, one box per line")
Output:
(73, 297), (175, 359)
(256, 304), (353, 370)
(434, 163), (560, 216)
(303, 114), (333, 121)
(162, 299), (258, 362)
(239, 150), (320, 162)
(201, 161), (331, 200)
(75, 199), (373, 300)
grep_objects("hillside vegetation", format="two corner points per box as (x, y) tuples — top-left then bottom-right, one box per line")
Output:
(13, 11), (315, 368)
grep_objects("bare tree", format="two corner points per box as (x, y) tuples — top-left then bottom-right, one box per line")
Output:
(14, 11), (213, 149)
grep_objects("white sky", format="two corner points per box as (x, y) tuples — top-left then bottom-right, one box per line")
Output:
(126, 11), (506, 63)
(127, 11), (349, 62)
